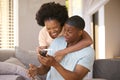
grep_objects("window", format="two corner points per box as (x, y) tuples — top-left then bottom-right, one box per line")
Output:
(0, 0), (14, 49)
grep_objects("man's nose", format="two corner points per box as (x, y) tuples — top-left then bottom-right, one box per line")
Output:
(63, 31), (67, 37)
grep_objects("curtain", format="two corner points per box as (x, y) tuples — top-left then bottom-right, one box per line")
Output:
(0, 0), (14, 49)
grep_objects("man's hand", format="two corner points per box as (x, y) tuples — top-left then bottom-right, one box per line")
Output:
(38, 54), (57, 67)
(27, 64), (38, 79)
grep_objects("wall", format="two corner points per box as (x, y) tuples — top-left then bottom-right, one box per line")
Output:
(105, 0), (120, 58)
(18, 0), (120, 58)
(18, 0), (65, 51)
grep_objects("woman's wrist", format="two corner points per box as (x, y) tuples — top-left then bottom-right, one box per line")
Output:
(62, 48), (69, 55)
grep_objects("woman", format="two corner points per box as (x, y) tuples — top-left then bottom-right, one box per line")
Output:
(36, 2), (92, 61)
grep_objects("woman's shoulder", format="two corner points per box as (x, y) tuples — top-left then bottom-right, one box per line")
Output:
(40, 27), (47, 33)
(39, 27), (49, 36)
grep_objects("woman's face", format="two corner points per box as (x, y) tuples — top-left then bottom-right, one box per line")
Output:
(45, 19), (62, 39)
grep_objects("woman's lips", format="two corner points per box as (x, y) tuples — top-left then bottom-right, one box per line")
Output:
(52, 32), (57, 36)
(50, 32), (58, 38)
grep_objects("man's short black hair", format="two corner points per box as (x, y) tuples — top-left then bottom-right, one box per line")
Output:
(65, 15), (85, 30)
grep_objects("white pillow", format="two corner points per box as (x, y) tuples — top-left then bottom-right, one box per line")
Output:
(15, 47), (40, 68)
(4, 57), (26, 68)
(0, 62), (30, 80)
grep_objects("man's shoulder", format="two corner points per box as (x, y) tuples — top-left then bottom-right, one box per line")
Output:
(51, 36), (65, 45)
(81, 46), (93, 50)
(77, 46), (94, 56)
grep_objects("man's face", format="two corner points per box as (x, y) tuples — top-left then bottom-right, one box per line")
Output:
(45, 19), (62, 39)
(63, 24), (82, 44)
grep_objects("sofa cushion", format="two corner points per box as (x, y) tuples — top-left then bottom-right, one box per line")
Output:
(93, 59), (120, 80)
(0, 75), (25, 80)
(15, 47), (40, 68)
(0, 62), (30, 80)
(4, 57), (26, 68)
(0, 49), (15, 61)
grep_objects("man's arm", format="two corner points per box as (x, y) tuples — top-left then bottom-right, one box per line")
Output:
(43, 55), (89, 80)
(37, 65), (50, 75)
(27, 64), (50, 78)
(53, 60), (89, 80)
(37, 53), (51, 75)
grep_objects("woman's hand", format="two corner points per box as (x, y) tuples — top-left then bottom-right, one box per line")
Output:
(54, 50), (66, 62)
(27, 64), (38, 79)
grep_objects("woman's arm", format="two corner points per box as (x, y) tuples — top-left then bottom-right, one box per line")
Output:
(55, 30), (92, 61)
(38, 27), (51, 48)
(63, 30), (92, 53)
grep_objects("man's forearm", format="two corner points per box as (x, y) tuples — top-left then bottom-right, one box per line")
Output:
(37, 65), (50, 75)
(53, 62), (80, 80)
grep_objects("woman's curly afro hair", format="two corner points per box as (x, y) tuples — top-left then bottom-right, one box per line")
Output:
(36, 2), (68, 27)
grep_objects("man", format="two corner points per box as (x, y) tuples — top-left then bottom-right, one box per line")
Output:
(28, 15), (94, 80)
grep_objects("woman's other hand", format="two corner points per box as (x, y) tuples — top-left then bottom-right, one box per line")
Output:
(54, 50), (66, 62)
